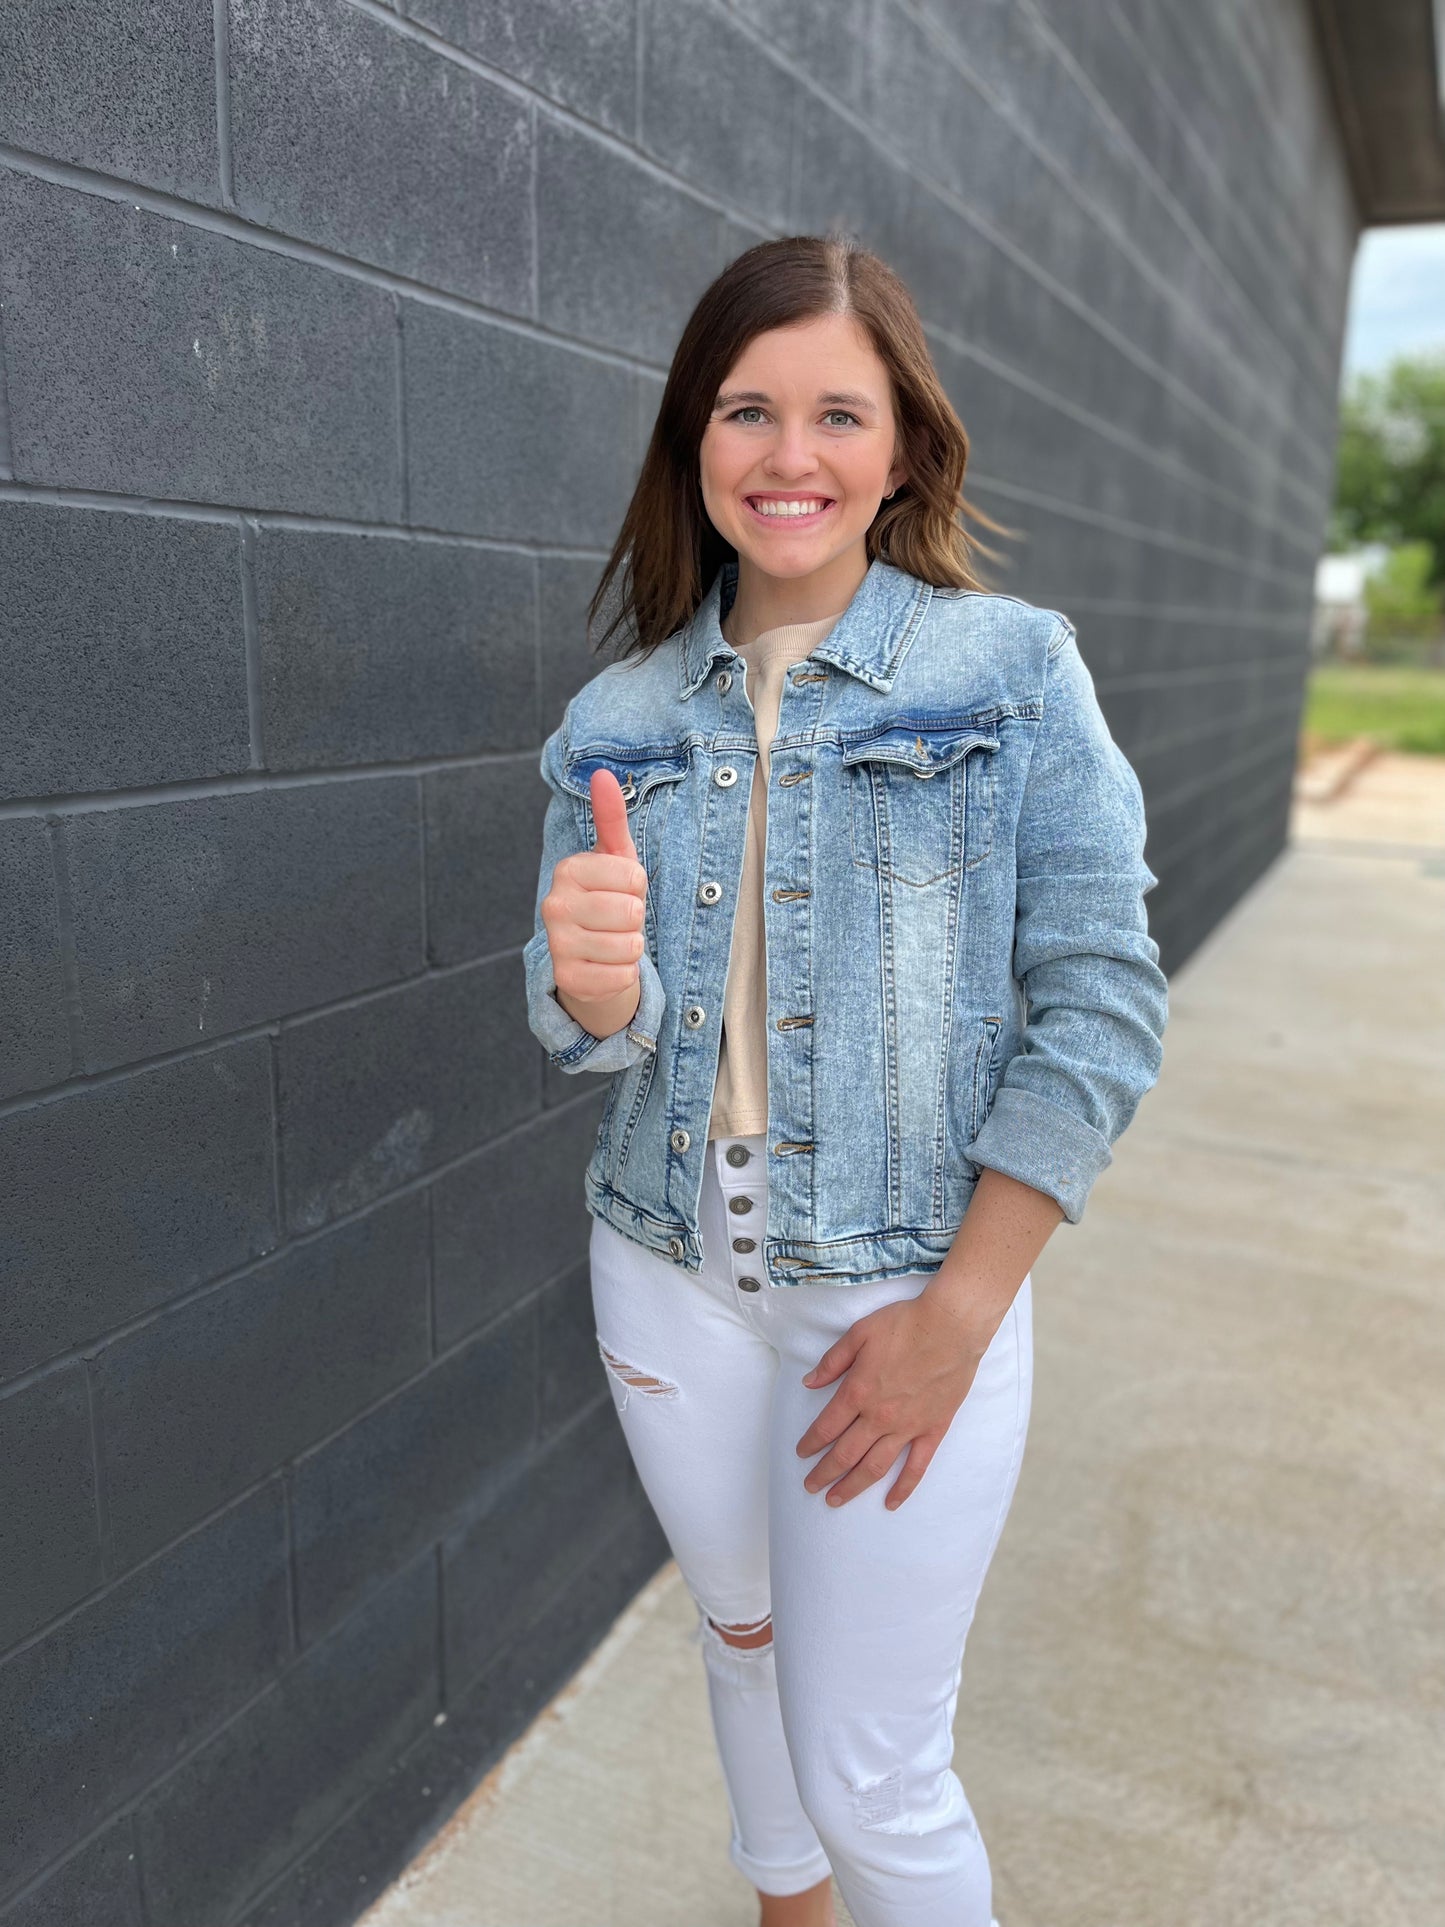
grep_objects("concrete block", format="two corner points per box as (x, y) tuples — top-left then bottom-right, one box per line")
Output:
(0, 1485), (289, 1904)
(403, 299), (635, 545)
(0, 1366), (100, 1653)
(424, 753), (548, 968)
(133, 1555), (436, 1927)
(539, 553), (619, 728)
(538, 1258), (608, 1436)
(235, 1498), (668, 1927)
(0, 0), (220, 205)
(63, 778), (424, 1069)
(96, 1195), (431, 1572)
(289, 1299), (537, 1644)
(277, 954), (536, 1234)
(639, 0), (794, 229)
(254, 528), (536, 770)
(442, 1397), (635, 1699)
(0, 1820), (143, 1927)
(408, 0), (637, 138)
(729, 0), (868, 103)
(439, 1500), (669, 1786)
(0, 819), (70, 1100)
(0, 1040), (278, 1379)
(230, 0), (533, 313)
(535, 116), (731, 363)
(430, 1096), (601, 1346)
(0, 503), (250, 801)
(0, 173), (400, 520)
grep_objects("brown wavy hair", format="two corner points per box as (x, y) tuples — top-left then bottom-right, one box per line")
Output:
(586, 230), (1018, 664)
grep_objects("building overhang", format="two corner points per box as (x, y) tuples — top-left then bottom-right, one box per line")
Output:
(1308, 0), (1445, 221)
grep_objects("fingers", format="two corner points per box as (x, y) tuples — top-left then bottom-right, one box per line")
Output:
(884, 1436), (939, 1510)
(803, 1421), (910, 1507)
(801, 1325), (862, 1392)
(794, 1379), (861, 1460)
(553, 847), (649, 907)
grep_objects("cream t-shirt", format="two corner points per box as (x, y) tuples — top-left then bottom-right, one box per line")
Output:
(707, 611), (844, 1140)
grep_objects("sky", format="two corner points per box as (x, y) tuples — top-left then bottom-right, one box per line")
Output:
(1339, 221), (1445, 382)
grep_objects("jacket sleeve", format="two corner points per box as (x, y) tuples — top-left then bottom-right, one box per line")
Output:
(521, 711), (667, 1075)
(964, 619), (1168, 1224)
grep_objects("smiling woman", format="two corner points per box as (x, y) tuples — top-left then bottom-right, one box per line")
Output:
(698, 315), (907, 615)
(525, 231), (1166, 1927)
(585, 235), (1016, 672)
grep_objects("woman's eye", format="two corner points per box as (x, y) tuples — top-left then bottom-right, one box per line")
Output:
(731, 406), (766, 425)
(824, 411), (860, 428)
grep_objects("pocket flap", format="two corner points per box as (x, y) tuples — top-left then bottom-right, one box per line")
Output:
(841, 717), (1000, 778)
(561, 745), (689, 808)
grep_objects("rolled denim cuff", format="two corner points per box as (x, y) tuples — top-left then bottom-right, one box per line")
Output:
(523, 929), (664, 1074)
(964, 1085), (1114, 1225)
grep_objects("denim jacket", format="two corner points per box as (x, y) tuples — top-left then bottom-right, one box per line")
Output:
(523, 555), (1168, 1287)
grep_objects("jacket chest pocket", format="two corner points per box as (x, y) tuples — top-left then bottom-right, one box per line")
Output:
(843, 719), (1000, 888)
(561, 745), (690, 878)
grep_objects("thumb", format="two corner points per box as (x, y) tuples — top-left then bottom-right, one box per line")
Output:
(589, 767), (638, 862)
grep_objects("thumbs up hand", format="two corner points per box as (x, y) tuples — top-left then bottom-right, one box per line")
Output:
(541, 768), (649, 1021)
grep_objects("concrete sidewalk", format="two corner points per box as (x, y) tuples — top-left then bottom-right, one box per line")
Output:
(363, 752), (1445, 1927)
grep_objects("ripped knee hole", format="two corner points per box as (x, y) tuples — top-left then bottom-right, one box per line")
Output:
(597, 1339), (678, 1399)
(707, 1611), (773, 1651)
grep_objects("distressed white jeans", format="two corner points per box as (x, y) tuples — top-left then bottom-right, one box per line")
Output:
(589, 1131), (1033, 1927)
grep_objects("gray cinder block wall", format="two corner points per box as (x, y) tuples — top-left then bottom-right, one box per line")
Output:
(0, 2), (1362, 1922)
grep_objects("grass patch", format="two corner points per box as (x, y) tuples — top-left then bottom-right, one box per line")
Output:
(1301, 662), (1445, 757)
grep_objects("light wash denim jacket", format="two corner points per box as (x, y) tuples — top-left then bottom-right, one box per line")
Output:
(523, 555), (1168, 1287)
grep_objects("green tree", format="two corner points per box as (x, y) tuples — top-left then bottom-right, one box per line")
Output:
(1362, 541), (1443, 655)
(1330, 351), (1445, 585)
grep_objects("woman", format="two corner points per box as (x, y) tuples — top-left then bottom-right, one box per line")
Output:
(523, 233), (1168, 1927)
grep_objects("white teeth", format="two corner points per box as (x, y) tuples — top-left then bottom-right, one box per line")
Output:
(749, 498), (830, 517)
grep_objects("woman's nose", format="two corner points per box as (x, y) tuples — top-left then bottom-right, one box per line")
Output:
(763, 435), (822, 479)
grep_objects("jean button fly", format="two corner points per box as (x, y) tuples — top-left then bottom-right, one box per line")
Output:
(737, 1275), (761, 1292)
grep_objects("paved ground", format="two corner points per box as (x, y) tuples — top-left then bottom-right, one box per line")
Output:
(362, 751), (1445, 1927)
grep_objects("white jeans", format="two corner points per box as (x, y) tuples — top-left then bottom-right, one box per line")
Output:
(589, 1131), (1033, 1927)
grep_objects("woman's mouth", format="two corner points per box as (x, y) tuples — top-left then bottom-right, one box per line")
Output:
(743, 494), (837, 528)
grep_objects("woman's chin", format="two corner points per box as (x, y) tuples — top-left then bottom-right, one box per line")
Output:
(730, 530), (858, 581)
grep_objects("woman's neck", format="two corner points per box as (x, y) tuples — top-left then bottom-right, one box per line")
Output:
(723, 549), (869, 649)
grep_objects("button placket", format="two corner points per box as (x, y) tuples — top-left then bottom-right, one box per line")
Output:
(713, 1135), (768, 1297)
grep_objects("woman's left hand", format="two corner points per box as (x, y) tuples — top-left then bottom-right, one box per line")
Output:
(795, 1292), (994, 1510)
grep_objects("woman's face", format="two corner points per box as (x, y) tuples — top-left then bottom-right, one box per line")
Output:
(699, 313), (906, 587)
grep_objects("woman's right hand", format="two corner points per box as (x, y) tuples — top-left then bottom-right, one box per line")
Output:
(540, 768), (649, 1017)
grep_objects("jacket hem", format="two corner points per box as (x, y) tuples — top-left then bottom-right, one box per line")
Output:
(584, 1158), (980, 1287)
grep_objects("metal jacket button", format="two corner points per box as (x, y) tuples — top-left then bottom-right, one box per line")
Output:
(684, 1005), (706, 1027)
(717, 670), (732, 693)
(670, 1128), (690, 1153)
(714, 765), (739, 787)
(698, 880), (723, 905)
(667, 1236), (685, 1258)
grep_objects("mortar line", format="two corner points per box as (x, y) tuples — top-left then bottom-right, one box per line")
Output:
(239, 516), (264, 770)
(213, 0), (235, 209)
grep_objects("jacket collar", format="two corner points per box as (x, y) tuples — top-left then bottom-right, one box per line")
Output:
(677, 554), (934, 700)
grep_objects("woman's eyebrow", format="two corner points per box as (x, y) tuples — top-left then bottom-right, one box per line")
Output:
(713, 389), (879, 414)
